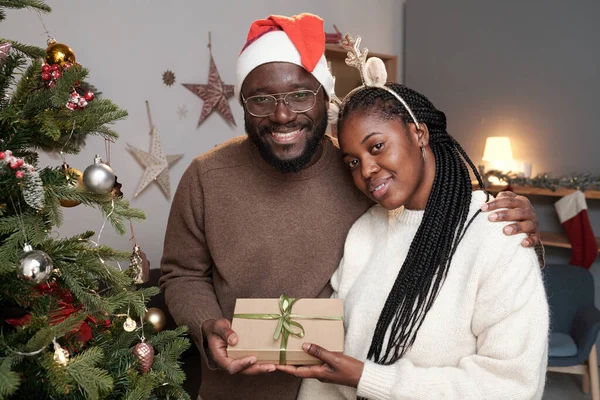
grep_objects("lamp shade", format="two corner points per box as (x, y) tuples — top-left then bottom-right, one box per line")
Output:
(482, 137), (513, 162)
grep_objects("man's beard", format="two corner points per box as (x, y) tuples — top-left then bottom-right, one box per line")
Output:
(245, 111), (328, 173)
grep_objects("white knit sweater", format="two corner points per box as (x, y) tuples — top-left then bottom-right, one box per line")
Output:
(298, 191), (549, 400)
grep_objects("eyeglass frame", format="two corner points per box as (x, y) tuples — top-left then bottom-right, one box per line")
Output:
(241, 85), (323, 118)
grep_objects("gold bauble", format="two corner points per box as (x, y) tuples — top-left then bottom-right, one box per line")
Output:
(60, 165), (83, 208)
(143, 308), (166, 333)
(44, 39), (76, 67)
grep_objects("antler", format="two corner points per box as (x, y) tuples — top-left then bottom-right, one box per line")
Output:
(341, 34), (368, 77)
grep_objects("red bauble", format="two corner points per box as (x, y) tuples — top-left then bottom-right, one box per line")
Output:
(52, 70), (62, 80)
(41, 72), (51, 81)
(41, 64), (51, 73)
(84, 91), (95, 101)
(51, 64), (60, 71)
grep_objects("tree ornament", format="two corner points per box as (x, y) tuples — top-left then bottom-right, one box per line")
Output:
(144, 307), (166, 333)
(127, 245), (148, 284)
(0, 42), (11, 68)
(123, 316), (137, 332)
(17, 244), (53, 283)
(83, 154), (115, 194)
(44, 38), (76, 67)
(60, 162), (83, 207)
(84, 91), (95, 101)
(132, 340), (154, 373)
(53, 339), (70, 366)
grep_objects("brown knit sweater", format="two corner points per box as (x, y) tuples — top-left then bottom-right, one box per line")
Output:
(160, 135), (372, 400)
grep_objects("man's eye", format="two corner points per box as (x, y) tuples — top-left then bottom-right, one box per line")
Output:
(347, 159), (358, 169)
(251, 96), (272, 103)
(372, 143), (384, 152)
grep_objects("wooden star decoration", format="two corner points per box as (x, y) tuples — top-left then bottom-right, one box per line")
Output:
(127, 101), (184, 199)
(182, 50), (236, 128)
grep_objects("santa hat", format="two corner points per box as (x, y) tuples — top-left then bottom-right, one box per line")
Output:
(235, 13), (334, 102)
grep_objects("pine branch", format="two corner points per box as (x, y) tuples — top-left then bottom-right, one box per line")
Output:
(0, 0), (51, 13)
(0, 357), (19, 398)
(0, 39), (44, 59)
(66, 347), (114, 400)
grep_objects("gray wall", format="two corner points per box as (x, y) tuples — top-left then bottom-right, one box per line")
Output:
(404, 0), (600, 354)
(2, 0), (405, 268)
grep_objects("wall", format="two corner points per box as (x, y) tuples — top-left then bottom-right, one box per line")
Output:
(2, 0), (405, 267)
(404, 0), (600, 351)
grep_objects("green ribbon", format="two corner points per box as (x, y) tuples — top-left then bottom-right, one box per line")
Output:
(233, 294), (343, 364)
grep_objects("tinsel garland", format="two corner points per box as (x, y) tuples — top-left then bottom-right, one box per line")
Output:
(485, 170), (600, 192)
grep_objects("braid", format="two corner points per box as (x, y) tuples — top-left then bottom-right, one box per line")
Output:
(338, 83), (486, 365)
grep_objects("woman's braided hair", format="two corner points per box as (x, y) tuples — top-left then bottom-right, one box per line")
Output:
(338, 83), (486, 364)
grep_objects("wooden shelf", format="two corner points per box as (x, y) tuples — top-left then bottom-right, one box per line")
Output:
(539, 231), (600, 253)
(479, 184), (600, 200)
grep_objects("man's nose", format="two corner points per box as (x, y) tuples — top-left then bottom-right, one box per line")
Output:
(269, 98), (297, 125)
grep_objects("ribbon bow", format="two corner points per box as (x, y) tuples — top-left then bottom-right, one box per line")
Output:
(233, 294), (342, 364)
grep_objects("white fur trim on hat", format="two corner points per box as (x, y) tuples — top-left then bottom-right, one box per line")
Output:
(235, 30), (333, 103)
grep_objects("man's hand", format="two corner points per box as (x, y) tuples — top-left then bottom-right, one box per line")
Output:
(276, 343), (364, 388)
(481, 191), (540, 247)
(202, 318), (276, 375)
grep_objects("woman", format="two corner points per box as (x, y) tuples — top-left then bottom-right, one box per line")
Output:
(277, 80), (549, 399)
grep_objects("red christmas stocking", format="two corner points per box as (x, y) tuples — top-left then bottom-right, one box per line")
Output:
(554, 190), (598, 268)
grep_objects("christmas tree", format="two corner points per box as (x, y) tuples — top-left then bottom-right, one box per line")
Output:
(0, 2), (190, 399)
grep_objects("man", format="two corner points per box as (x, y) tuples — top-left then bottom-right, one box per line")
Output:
(160, 13), (542, 400)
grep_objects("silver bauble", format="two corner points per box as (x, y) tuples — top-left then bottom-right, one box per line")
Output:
(17, 244), (53, 283)
(83, 154), (115, 194)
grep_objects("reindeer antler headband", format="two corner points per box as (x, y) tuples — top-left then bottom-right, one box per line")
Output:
(328, 34), (420, 130)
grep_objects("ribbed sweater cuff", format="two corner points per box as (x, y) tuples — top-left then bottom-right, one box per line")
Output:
(356, 360), (399, 400)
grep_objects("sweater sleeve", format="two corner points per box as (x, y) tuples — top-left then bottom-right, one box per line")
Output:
(160, 160), (223, 367)
(356, 243), (549, 400)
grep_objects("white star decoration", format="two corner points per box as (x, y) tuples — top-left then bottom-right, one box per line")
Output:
(127, 101), (183, 199)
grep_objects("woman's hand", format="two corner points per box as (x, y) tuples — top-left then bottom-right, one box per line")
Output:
(276, 343), (364, 388)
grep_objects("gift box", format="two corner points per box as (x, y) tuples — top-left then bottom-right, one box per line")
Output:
(227, 295), (344, 365)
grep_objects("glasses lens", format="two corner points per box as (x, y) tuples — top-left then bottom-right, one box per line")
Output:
(285, 91), (317, 113)
(246, 95), (276, 117)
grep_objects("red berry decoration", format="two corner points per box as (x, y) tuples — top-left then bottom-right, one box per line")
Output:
(66, 102), (77, 111)
(16, 159), (23, 167)
(51, 64), (60, 71)
(48, 81), (56, 88)
(84, 91), (95, 102)
(52, 70), (61, 80)
(15, 171), (24, 179)
(41, 64), (51, 73)
(0, 152), (5, 160)
(9, 161), (19, 169)
(41, 72), (51, 81)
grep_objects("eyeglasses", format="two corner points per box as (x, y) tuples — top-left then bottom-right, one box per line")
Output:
(241, 85), (322, 117)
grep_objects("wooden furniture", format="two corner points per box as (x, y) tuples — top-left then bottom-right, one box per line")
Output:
(544, 264), (600, 400)
(484, 184), (600, 253)
(547, 345), (599, 400)
(325, 44), (398, 99)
